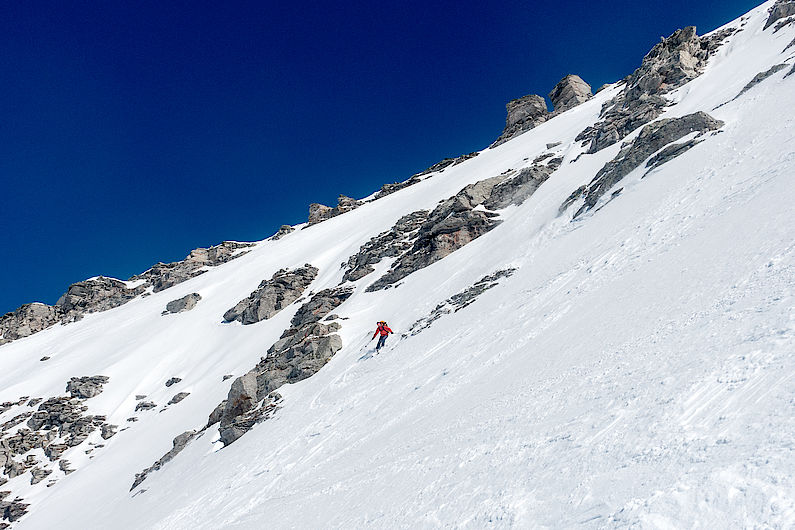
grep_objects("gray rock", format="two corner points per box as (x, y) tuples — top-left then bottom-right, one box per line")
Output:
(167, 392), (190, 405)
(548, 74), (592, 112)
(483, 165), (554, 210)
(644, 139), (704, 173)
(39, 356), (50, 362)
(100, 424), (118, 440)
(43, 443), (69, 461)
(66, 376), (110, 399)
(0, 496), (28, 522)
(569, 112), (724, 217)
(135, 395), (147, 400)
(131, 430), (197, 490)
(165, 377), (182, 387)
(218, 372), (259, 445)
(764, 0), (795, 29)
(163, 293), (201, 315)
(734, 64), (789, 99)
(0, 303), (58, 344)
(222, 374), (233, 381)
(270, 225), (295, 240)
(307, 195), (363, 225)
(215, 287), (352, 446)
(55, 277), (146, 324)
(135, 401), (156, 412)
(223, 265), (318, 325)
(578, 26), (716, 154)
(207, 400), (226, 427)
(130, 241), (254, 293)
(787, 63), (795, 79)
(289, 287), (354, 328)
(58, 459), (74, 475)
(307, 202), (333, 224)
(405, 269), (517, 336)
(491, 94), (549, 147)
(374, 176), (421, 199)
(546, 141), (562, 149)
(342, 211), (430, 283)
(29, 466), (52, 485)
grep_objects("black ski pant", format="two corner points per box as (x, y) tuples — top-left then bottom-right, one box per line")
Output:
(376, 334), (388, 350)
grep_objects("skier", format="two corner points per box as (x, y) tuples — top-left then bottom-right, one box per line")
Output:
(371, 321), (393, 352)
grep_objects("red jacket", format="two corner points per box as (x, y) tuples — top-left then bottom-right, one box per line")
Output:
(372, 324), (393, 338)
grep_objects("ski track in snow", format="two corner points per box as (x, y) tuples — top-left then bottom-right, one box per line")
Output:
(2, 2), (794, 528)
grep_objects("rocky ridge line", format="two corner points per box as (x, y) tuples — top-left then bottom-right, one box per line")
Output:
(1, 241), (255, 346)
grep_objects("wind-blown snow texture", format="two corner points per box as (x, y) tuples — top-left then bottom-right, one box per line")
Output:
(1, 2), (794, 528)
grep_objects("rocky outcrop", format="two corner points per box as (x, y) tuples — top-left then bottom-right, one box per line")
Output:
(269, 225), (295, 240)
(491, 74), (594, 148)
(0, 304), (58, 344)
(577, 26), (727, 154)
(289, 287), (354, 328)
(55, 277), (146, 324)
(162, 293), (201, 315)
(1, 495), (28, 523)
(549, 75), (592, 112)
(342, 211), (430, 283)
(165, 377), (182, 387)
(27, 397), (106, 447)
(566, 112), (724, 218)
(374, 176), (421, 200)
(65, 376), (109, 399)
(483, 164), (555, 210)
(223, 265), (318, 325)
(130, 241), (254, 293)
(734, 64), (789, 99)
(131, 430), (197, 490)
(307, 195), (363, 225)
(216, 287), (351, 446)
(405, 269), (517, 336)
(764, 0), (795, 29)
(364, 163), (553, 292)
(1, 241), (255, 346)
(167, 392), (190, 405)
(491, 94), (550, 147)
(134, 401), (156, 412)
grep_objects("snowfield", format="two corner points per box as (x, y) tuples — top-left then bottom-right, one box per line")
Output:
(1, 1), (794, 528)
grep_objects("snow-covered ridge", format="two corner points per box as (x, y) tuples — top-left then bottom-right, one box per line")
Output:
(2, 1), (794, 528)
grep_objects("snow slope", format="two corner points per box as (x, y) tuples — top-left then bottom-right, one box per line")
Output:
(2, 1), (794, 527)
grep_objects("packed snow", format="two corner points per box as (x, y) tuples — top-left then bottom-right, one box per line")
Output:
(1, 1), (793, 528)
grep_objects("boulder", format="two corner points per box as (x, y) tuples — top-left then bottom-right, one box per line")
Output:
(167, 392), (190, 405)
(548, 75), (592, 112)
(270, 225), (295, 240)
(163, 293), (201, 315)
(66, 376), (110, 399)
(223, 265), (318, 325)
(491, 94), (549, 147)
(100, 424), (118, 440)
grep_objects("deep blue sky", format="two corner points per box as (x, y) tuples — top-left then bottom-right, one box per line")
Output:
(1, 0), (759, 314)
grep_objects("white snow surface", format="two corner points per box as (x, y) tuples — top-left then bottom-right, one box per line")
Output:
(2, 2), (794, 528)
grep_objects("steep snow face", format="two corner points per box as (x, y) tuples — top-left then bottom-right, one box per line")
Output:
(2, 1), (794, 528)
